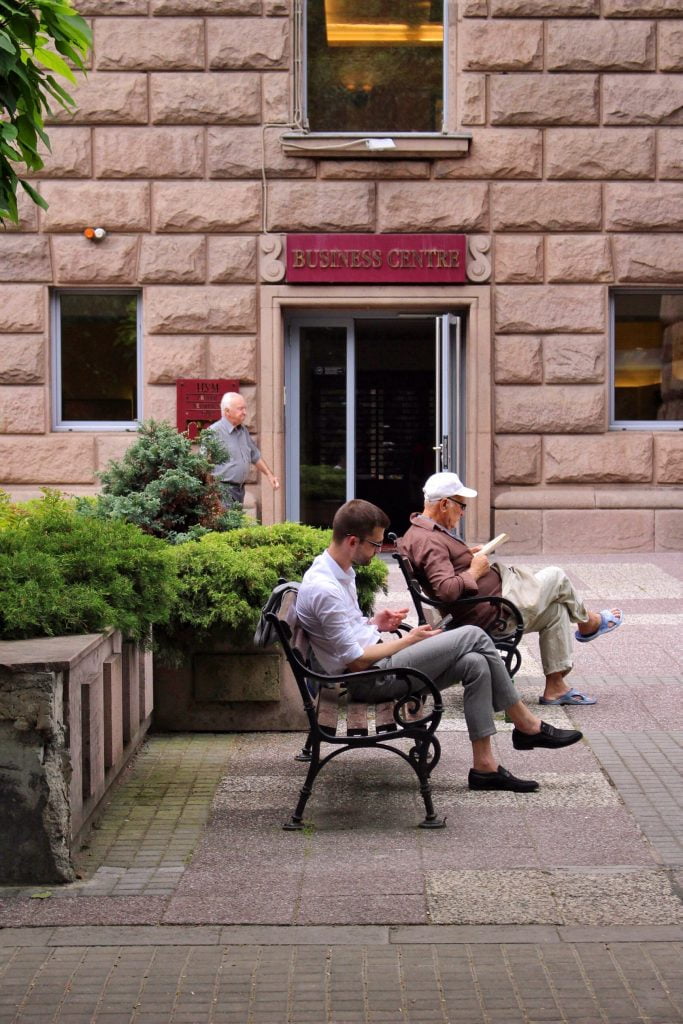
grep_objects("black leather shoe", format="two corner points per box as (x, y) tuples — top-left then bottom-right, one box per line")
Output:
(512, 721), (583, 751)
(468, 765), (539, 792)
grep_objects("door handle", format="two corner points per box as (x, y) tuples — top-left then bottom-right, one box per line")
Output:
(441, 435), (449, 467)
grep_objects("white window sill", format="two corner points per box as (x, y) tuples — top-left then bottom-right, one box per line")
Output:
(281, 132), (471, 160)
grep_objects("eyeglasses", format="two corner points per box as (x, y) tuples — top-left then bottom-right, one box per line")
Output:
(445, 497), (467, 511)
(347, 534), (383, 551)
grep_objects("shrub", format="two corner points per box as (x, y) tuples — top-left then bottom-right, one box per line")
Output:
(155, 522), (388, 663)
(0, 492), (176, 645)
(80, 419), (246, 543)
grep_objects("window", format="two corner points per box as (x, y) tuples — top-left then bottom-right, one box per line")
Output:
(612, 291), (683, 428)
(52, 291), (141, 431)
(304, 0), (445, 133)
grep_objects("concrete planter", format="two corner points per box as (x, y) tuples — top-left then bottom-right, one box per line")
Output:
(0, 631), (152, 884)
(153, 641), (308, 732)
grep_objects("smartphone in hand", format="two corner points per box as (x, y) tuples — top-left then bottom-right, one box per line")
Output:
(434, 613), (453, 631)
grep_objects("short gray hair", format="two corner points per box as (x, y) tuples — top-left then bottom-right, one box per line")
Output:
(220, 391), (242, 413)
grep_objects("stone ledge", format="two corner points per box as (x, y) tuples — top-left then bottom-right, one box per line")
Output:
(0, 630), (116, 672)
(281, 133), (471, 160)
(494, 486), (683, 509)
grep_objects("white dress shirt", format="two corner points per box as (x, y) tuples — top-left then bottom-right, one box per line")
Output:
(297, 550), (380, 675)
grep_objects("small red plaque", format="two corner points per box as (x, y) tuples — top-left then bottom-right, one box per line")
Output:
(286, 233), (467, 284)
(176, 378), (238, 440)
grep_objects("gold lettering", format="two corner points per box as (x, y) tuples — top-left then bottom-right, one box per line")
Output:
(293, 250), (306, 268)
(448, 250), (460, 268)
(319, 251), (330, 269)
(387, 249), (400, 268)
(372, 249), (382, 268)
(436, 252), (448, 268)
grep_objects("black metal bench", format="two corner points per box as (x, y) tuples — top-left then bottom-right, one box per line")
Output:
(265, 583), (446, 831)
(388, 533), (524, 679)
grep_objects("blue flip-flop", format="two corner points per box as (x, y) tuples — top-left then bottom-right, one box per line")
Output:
(575, 608), (624, 644)
(539, 688), (597, 706)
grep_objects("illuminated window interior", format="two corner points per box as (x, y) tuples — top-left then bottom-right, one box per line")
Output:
(614, 292), (683, 423)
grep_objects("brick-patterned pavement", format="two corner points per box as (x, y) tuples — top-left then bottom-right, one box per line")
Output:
(0, 552), (682, 1022)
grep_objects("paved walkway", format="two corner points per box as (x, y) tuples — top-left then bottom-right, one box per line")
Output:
(1, 553), (682, 1023)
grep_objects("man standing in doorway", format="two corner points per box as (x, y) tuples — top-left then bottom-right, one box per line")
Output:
(207, 391), (279, 507)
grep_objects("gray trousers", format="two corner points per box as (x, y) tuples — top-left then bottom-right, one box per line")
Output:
(346, 625), (520, 742)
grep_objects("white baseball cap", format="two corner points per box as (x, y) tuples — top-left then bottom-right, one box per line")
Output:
(423, 472), (478, 501)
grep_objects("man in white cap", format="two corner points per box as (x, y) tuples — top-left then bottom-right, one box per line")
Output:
(399, 472), (624, 707)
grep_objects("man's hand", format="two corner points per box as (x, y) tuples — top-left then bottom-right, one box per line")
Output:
(469, 544), (483, 553)
(372, 607), (409, 632)
(470, 552), (490, 579)
(405, 623), (443, 645)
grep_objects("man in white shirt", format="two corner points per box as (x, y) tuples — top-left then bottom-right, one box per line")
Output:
(297, 499), (584, 793)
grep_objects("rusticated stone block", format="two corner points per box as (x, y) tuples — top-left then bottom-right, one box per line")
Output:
(544, 509), (653, 552)
(139, 236), (206, 283)
(208, 236), (257, 283)
(495, 286), (605, 334)
(378, 182), (488, 232)
(655, 435), (683, 483)
(320, 160), (431, 180)
(96, 434), (137, 472)
(95, 18), (204, 70)
(435, 129), (541, 180)
(492, 0), (598, 11)
(263, 73), (289, 122)
(46, 74), (148, 125)
(655, 510), (683, 552)
(268, 182), (374, 232)
(265, 0), (289, 13)
(78, 0), (147, 11)
(495, 335), (543, 382)
(496, 385), (606, 432)
(659, 129), (683, 179)
(613, 234), (683, 282)
(548, 19), (654, 69)
(495, 236), (543, 284)
(494, 435), (542, 484)
(463, 0), (488, 13)
(546, 236), (613, 283)
(0, 387), (46, 434)
(492, 183), (601, 231)
(143, 386), (177, 425)
(208, 17), (288, 69)
(150, 73), (261, 125)
(492, 509), (542, 555)
(459, 75), (487, 126)
(39, 182), (150, 231)
(33, 128), (91, 179)
(208, 126), (314, 179)
(462, 21), (543, 70)
(52, 235), (139, 284)
(208, 336), (257, 382)
(545, 433), (652, 482)
(1, 191), (38, 234)
(0, 335), (44, 384)
(659, 22), (683, 69)
(94, 127), (204, 179)
(0, 287), (44, 332)
(604, 0), (683, 14)
(546, 128), (655, 179)
(0, 436), (95, 484)
(146, 336), (207, 384)
(604, 74), (683, 124)
(606, 183), (683, 230)
(152, 0), (260, 11)
(491, 74), (599, 125)
(544, 336), (605, 383)
(0, 237), (51, 281)
(153, 182), (261, 232)
(145, 286), (257, 333)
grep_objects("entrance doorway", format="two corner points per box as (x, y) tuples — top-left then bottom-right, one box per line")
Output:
(285, 313), (464, 535)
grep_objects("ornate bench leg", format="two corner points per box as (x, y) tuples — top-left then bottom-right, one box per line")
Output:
(284, 746), (321, 830)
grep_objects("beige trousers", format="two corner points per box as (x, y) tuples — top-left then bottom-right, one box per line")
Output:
(496, 563), (590, 677)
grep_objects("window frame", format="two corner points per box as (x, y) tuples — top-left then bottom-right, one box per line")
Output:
(609, 287), (683, 432)
(51, 288), (143, 433)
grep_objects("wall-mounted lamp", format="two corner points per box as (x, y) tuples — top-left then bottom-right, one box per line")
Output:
(84, 226), (107, 242)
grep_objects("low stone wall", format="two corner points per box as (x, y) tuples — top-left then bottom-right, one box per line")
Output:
(0, 631), (152, 884)
(153, 643), (308, 732)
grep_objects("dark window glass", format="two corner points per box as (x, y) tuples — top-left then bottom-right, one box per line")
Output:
(614, 293), (683, 423)
(306, 0), (444, 132)
(59, 293), (138, 423)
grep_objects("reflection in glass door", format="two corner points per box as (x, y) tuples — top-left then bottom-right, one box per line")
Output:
(286, 314), (463, 533)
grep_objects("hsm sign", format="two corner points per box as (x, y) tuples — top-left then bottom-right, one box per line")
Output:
(286, 233), (467, 284)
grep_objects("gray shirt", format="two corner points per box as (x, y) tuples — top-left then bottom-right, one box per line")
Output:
(207, 417), (261, 485)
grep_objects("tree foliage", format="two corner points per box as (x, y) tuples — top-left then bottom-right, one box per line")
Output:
(0, 0), (91, 222)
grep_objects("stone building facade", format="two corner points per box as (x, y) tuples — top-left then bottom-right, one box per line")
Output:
(0, 0), (681, 552)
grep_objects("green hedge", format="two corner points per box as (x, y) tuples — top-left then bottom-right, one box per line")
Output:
(154, 521), (388, 663)
(0, 492), (175, 645)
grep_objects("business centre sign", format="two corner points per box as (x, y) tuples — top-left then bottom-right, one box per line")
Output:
(286, 233), (467, 284)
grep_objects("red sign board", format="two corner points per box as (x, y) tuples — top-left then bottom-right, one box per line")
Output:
(176, 378), (238, 440)
(286, 233), (467, 284)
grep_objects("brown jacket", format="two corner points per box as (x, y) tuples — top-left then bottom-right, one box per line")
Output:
(399, 513), (502, 631)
